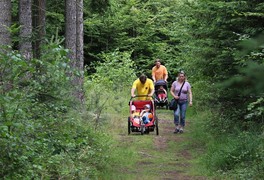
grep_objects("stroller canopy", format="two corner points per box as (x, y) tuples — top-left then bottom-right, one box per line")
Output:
(155, 80), (167, 90)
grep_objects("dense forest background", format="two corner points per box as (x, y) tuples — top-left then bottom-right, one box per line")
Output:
(0, 0), (263, 179)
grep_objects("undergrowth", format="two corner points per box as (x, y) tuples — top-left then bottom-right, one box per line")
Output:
(188, 108), (264, 179)
(0, 44), (112, 179)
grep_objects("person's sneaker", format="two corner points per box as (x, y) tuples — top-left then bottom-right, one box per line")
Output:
(179, 128), (184, 133)
(174, 128), (180, 134)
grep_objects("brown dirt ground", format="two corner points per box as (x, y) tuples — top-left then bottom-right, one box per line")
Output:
(118, 115), (209, 180)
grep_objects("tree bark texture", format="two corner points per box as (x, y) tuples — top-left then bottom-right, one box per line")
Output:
(76, 0), (84, 102)
(65, 0), (84, 103)
(19, 0), (33, 60)
(0, 0), (11, 48)
(76, 0), (83, 69)
(65, 0), (77, 63)
(33, 0), (46, 58)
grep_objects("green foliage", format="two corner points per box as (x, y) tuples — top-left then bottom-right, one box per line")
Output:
(88, 50), (137, 91)
(5, 0), (264, 178)
(45, 0), (65, 40)
(83, 0), (263, 177)
(84, 50), (135, 128)
(0, 43), (111, 179)
(82, 50), (141, 179)
(175, 1), (264, 178)
(221, 62), (264, 128)
(246, 97), (264, 122)
(178, 0), (264, 124)
(84, 0), (184, 79)
(46, 11), (65, 37)
(204, 132), (264, 179)
(89, 0), (110, 13)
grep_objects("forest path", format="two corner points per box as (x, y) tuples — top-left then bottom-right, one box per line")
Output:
(114, 109), (208, 180)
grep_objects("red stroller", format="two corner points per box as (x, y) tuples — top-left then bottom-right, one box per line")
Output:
(128, 95), (159, 135)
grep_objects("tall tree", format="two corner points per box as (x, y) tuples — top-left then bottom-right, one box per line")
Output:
(0, 0), (11, 48)
(65, 0), (84, 103)
(76, 0), (84, 101)
(65, 0), (77, 62)
(33, 0), (46, 58)
(19, 0), (33, 59)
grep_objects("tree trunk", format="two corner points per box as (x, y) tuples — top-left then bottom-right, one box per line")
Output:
(33, 0), (46, 58)
(65, 0), (77, 63)
(0, 0), (11, 92)
(76, 0), (84, 102)
(19, 0), (33, 60)
(0, 0), (11, 49)
(65, 0), (84, 103)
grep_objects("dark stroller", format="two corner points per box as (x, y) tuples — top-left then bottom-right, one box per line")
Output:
(154, 80), (169, 109)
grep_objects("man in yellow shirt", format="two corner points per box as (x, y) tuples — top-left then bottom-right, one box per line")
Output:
(152, 59), (168, 82)
(131, 74), (155, 100)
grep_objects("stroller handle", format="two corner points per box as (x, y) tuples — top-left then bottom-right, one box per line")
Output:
(130, 95), (154, 101)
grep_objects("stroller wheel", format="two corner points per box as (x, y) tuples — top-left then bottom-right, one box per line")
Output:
(155, 116), (159, 135)
(128, 117), (131, 135)
(140, 124), (144, 135)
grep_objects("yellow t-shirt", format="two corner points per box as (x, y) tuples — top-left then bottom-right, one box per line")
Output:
(132, 78), (154, 100)
(152, 65), (168, 81)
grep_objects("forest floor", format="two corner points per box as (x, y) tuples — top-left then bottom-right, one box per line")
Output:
(108, 108), (212, 180)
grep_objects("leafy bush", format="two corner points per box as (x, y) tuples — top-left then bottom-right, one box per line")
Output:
(84, 50), (136, 127)
(88, 50), (136, 91)
(83, 50), (141, 179)
(204, 132), (264, 179)
(0, 44), (111, 179)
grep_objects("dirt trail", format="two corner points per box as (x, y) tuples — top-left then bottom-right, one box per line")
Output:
(118, 111), (208, 180)
(152, 118), (205, 180)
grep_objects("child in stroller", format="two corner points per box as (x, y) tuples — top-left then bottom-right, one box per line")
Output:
(131, 104), (152, 124)
(128, 96), (159, 135)
(131, 105), (140, 124)
(157, 85), (167, 102)
(154, 80), (169, 109)
(140, 104), (153, 124)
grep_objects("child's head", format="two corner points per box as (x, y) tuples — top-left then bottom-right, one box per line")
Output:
(144, 104), (151, 111)
(131, 105), (136, 112)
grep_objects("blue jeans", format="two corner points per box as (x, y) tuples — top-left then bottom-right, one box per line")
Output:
(174, 101), (188, 127)
(142, 116), (150, 124)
